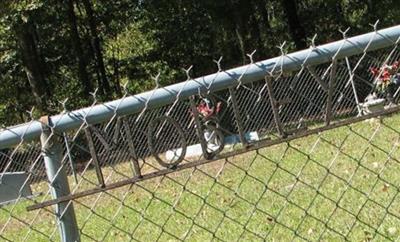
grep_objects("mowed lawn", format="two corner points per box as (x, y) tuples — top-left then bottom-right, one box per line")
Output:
(2, 112), (400, 241)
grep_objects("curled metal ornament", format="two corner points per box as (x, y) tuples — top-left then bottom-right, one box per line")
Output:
(147, 116), (187, 168)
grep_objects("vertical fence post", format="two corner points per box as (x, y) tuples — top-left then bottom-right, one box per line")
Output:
(40, 116), (80, 242)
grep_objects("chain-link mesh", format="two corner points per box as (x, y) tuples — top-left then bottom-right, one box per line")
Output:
(2, 26), (400, 241)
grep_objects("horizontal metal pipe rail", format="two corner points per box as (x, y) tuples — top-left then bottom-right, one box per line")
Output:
(1, 25), (400, 150)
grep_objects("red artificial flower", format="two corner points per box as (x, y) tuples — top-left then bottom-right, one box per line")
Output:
(393, 61), (399, 70)
(370, 67), (380, 76)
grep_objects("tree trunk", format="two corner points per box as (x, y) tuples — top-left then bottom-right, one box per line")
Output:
(81, 0), (111, 97)
(251, 0), (271, 47)
(66, 0), (93, 97)
(15, 19), (48, 112)
(248, 0), (264, 53)
(334, 1), (348, 28)
(112, 49), (122, 97)
(281, 0), (307, 50)
(235, 27), (247, 63)
(366, 0), (378, 24)
(230, 0), (250, 64)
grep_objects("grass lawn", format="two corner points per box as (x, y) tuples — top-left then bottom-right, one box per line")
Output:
(1, 112), (400, 241)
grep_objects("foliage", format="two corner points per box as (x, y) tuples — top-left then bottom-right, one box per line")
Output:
(0, 0), (399, 126)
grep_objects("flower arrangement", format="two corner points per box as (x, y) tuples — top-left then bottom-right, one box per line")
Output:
(361, 61), (400, 114)
(370, 61), (400, 94)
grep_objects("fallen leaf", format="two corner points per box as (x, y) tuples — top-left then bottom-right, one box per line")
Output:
(383, 183), (390, 192)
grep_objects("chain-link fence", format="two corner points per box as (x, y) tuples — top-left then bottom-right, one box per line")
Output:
(2, 24), (400, 241)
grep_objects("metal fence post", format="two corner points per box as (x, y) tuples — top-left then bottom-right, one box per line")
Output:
(40, 116), (80, 242)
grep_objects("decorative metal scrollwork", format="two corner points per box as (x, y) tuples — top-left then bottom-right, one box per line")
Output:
(147, 116), (187, 168)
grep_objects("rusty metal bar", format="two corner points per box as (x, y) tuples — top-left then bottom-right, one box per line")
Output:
(325, 59), (338, 125)
(307, 66), (328, 91)
(229, 88), (248, 145)
(84, 128), (106, 188)
(265, 76), (285, 137)
(121, 120), (142, 177)
(189, 97), (211, 159)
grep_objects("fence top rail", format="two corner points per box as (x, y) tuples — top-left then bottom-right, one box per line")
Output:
(1, 25), (400, 150)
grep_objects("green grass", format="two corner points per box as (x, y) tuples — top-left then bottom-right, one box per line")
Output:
(2, 114), (400, 241)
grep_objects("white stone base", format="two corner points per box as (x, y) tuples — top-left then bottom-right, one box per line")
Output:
(361, 98), (385, 114)
(165, 131), (259, 161)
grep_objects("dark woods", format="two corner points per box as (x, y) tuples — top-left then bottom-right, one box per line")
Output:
(0, 0), (399, 126)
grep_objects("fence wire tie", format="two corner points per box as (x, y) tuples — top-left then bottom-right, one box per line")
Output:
(135, 73), (161, 122)
(247, 50), (257, 64)
(213, 56), (223, 72)
(339, 27), (350, 40)
(178, 65), (193, 99)
(58, 98), (69, 114)
(122, 81), (129, 94)
(309, 34), (318, 50)
(370, 20), (380, 33)
(152, 72), (161, 89)
(26, 107), (35, 121)
(89, 88), (99, 103)
(277, 41), (287, 56)
(204, 56), (224, 92)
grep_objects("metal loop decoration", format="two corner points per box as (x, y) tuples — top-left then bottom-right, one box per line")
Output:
(147, 116), (187, 168)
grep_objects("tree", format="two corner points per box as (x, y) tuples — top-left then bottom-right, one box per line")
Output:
(14, 15), (49, 111)
(81, 0), (111, 97)
(1, 0), (400, 126)
(66, 0), (92, 96)
(281, 0), (307, 49)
